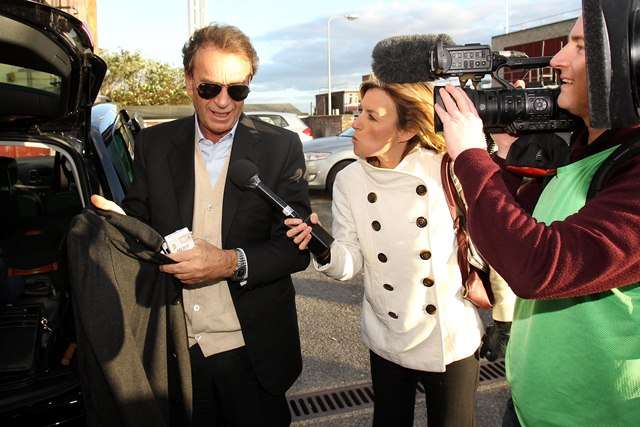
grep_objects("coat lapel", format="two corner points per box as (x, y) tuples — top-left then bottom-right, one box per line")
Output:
(222, 114), (261, 245)
(167, 116), (196, 230)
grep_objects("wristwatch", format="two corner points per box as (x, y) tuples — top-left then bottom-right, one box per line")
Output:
(231, 248), (247, 282)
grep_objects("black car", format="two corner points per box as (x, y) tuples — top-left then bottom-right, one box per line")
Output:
(0, 1), (140, 425)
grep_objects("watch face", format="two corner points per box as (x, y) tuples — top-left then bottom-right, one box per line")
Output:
(233, 249), (247, 281)
(233, 267), (245, 282)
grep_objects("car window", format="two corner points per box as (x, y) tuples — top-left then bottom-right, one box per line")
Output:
(254, 114), (289, 128)
(0, 63), (62, 95)
(339, 128), (355, 137)
(106, 124), (134, 190)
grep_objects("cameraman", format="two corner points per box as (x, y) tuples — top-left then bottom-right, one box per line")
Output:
(435, 16), (640, 427)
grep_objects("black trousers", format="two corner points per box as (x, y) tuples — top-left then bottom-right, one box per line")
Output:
(502, 398), (522, 427)
(189, 345), (290, 427)
(370, 350), (479, 427)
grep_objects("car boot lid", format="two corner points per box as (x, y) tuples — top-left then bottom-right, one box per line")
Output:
(0, 0), (106, 136)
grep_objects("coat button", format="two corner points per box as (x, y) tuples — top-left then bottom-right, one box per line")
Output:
(416, 185), (427, 196)
(416, 217), (427, 228)
(367, 192), (377, 203)
(425, 304), (437, 315)
(371, 220), (381, 231)
(378, 253), (388, 263)
(383, 283), (394, 291)
(423, 278), (434, 287)
(388, 311), (398, 319)
(420, 250), (432, 260)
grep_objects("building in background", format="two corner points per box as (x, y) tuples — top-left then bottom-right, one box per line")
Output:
(187, 0), (207, 37)
(41, 0), (98, 47)
(491, 17), (576, 86)
(315, 90), (360, 116)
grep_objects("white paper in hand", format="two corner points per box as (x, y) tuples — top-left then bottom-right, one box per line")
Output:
(163, 227), (195, 253)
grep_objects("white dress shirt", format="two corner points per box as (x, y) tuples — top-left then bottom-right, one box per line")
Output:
(194, 114), (236, 188)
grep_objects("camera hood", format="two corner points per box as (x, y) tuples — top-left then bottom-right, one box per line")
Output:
(583, 0), (640, 128)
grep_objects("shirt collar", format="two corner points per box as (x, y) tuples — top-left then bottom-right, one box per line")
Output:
(194, 114), (239, 145)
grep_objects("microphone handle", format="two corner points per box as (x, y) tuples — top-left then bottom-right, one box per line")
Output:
(255, 182), (334, 262)
(256, 182), (300, 218)
(305, 216), (334, 264)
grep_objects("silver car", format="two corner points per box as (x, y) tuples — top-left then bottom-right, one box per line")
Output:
(304, 128), (357, 194)
(245, 111), (314, 142)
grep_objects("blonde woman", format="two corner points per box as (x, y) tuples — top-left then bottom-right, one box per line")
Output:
(286, 79), (514, 426)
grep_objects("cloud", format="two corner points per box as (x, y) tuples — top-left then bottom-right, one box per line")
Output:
(248, 0), (580, 107)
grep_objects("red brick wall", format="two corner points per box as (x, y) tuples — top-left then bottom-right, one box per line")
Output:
(502, 36), (568, 85)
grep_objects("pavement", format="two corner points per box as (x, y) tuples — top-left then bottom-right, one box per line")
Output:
(286, 191), (510, 426)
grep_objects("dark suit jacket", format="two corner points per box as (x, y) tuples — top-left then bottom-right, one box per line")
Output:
(67, 209), (192, 427)
(122, 114), (311, 394)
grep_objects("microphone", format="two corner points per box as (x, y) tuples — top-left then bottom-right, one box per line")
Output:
(371, 34), (454, 83)
(229, 159), (334, 263)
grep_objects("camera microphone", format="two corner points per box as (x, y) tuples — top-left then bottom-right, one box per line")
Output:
(229, 159), (334, 263)
(372, 34), (453, 83)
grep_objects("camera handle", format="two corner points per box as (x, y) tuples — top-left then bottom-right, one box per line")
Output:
(491, 55), (554, 88)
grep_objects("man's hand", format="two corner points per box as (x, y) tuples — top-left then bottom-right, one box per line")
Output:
(434, 85), (486, 161)
(488, 80), (525, 159)
(91, 194), (126, 215)
(491, 133), (519, 159)
(480, 321), (511, 361)
(160, 239), (236, 286)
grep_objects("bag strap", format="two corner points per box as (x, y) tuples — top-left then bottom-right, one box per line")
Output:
(587, 135), (640, 199)
(440, 154), (471, 285)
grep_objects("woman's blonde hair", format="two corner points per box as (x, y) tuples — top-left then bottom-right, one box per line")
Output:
(360, 78), (446, 155)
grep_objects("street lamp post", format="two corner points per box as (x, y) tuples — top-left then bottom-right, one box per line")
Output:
(327, 14), (358, 115)
(505, 0), (510, 34)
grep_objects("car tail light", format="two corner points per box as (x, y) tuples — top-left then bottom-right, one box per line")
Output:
(303, 127), (313, 137)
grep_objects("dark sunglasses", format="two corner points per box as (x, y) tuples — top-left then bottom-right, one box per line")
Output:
(196, 83), (250, 101)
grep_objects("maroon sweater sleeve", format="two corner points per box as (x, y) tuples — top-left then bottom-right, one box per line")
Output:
(491, 154), (524, 197)
(454, 148), (640, 299)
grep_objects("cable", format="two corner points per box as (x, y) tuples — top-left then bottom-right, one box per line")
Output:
(510, 8), (581, 30)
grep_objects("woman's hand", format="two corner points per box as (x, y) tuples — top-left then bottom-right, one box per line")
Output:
(434, 85), (486, 161)
(284, 213), (319, 250)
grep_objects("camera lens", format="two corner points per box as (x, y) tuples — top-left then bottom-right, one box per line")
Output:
(434, 87), (577, 133)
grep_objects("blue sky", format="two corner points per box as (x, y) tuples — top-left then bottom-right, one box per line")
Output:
(97, 0), (581, 112)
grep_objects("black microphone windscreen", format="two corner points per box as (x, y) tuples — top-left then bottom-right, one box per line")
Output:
(229, 159), (259, 188)
(371, 34), (454, 84)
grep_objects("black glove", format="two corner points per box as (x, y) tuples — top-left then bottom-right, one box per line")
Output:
(480, 321), (511, 361)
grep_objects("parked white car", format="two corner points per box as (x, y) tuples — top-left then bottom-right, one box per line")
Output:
(304, 128), (357, 195)
(245, 111), (313, 142)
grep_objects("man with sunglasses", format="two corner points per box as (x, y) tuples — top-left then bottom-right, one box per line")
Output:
(94, 24), (310, 426)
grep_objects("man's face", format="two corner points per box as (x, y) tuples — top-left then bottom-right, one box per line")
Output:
(550, 16), (589, 122)
(185, 46), (252, 142)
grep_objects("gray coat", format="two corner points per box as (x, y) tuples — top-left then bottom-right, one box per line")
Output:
(67, 209), (192, 427)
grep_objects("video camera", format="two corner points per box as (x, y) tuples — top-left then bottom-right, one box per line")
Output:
(372, 0), (640, 133)
(430, 42), (576, 133)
